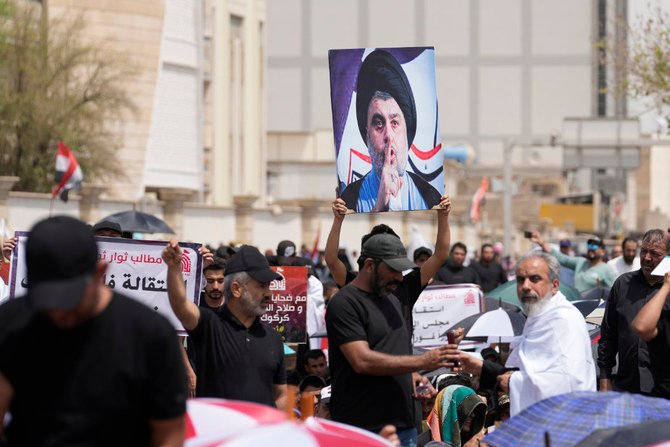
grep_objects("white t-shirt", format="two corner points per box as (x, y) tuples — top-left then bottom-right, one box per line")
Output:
(608, 256), (640, 278)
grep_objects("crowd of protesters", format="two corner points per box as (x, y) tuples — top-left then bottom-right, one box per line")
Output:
(0, 205), (668, 447)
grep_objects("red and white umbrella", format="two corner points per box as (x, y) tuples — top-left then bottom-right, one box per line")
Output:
(192, 419), (392, 447)
(185, 398), (288, 446)
(302, 417), (394, 447)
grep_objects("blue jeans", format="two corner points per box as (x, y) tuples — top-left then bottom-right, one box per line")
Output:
(397, 427), (418, 447)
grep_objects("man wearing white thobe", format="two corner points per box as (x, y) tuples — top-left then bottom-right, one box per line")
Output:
(454, 252), (596, 415)
(608, 237), (641, 278)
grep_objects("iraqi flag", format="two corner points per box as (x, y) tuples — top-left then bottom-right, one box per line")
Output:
(52, 141), (83, 202)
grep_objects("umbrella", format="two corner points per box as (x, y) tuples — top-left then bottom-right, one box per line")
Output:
(575, 418), (670, 447)
(446, 307), (525, 343)
(185, 398), (288, 442)
(580, 286), (611, 301)
(586, 301), (607, 326)
(102, 210), (174, 234)
(571, 299), (602, 318)
(482, 296), (522, 312)
(485, 280), (581, 309)
(189, 418), (392, 447)
(483, 391), (670, 447)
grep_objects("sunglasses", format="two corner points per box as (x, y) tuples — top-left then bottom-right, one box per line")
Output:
(586, 242), (601, 250)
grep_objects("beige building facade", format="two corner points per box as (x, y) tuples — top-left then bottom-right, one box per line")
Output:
(2, 0), (667, 256)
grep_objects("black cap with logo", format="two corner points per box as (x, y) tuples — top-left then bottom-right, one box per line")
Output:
(225, 245), (282, 283)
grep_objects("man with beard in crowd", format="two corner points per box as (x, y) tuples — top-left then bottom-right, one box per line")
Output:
(608, 237), (640, 278)
(199, 261), (227, 312)
(599, 229), (670, 395)
(180, 260), (227, 397)
(531, 232), (615, 292)
(326, 233), (457, 447)
(434, 242), (481, 286)
(452, 252), (595, 416)
(470, 243), (508, 293)
(163, 242), (287, 407)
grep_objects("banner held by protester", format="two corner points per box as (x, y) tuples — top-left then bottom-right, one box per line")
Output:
(412, 283), (483, 348)
(8, 233), (202, 334)
(265, 266), (308, 343)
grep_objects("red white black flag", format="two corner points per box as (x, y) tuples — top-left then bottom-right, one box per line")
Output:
(52, 141), (83, 202)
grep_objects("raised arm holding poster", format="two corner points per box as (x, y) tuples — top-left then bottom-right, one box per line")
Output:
(8, 233), (202, 334)
(329, 47), (444, 212)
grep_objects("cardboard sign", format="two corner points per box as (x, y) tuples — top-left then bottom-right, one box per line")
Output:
(264, 266), (308, 343)
(651, 256), (670, 277)
(9, 233), (202, 334)
(412, 283), (483, 348)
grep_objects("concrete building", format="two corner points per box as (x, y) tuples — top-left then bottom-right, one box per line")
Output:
(1, 0), (667, 256)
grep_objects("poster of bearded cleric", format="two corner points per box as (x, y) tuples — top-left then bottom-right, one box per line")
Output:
(329, 47), (444, 213)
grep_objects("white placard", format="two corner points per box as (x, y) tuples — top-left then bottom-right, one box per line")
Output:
(8, 232), (202, 334)
(651, 257), (670, 277)
(412, 283), (483, 348)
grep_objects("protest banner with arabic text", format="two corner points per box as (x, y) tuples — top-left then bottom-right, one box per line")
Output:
(412, 284), (483, 348)
(9, 233), (202, 334)
(264, 266), (308, 343)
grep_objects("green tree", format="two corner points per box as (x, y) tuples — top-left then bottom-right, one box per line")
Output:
(606, 5), (670, 129)
(0, 1), (135, 192)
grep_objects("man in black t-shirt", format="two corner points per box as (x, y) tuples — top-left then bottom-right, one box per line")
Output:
(325, 195), (453, 335)
(471, 243), (508, 293)
(0, 216), (186, 446)
(182, 259), (227, 396)
(600, 229), (669, 394)
(434, 242), (481, 286)
(326, 233), (458, 446)
(164, 242), (288, 408)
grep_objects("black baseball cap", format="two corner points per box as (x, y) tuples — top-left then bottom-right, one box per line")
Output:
(277, 240), (296, 257)
(413, 246), (433, 262)
(25, 216), (98, 311)
(361, 233), (416, 272)
(587, 238), (605, 249)
(225, 245), (282, 283)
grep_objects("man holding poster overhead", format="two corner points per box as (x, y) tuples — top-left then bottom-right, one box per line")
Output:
(339, 49), (442, 212)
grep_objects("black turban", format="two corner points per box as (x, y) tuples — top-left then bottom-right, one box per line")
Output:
(356, 49), (417, 146)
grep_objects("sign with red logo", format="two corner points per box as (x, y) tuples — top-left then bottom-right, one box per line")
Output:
(412, 283), (483, 348)
(8, 233), (202, 335)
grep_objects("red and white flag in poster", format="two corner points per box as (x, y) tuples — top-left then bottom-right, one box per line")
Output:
(264, 266), (308, 343)
(52, 141), (83, 202)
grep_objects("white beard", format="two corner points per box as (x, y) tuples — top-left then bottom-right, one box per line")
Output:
(520, 290), (554, 317)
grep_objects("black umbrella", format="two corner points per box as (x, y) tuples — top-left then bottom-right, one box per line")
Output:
(580, 286), (610, 301)
(102, 210), (175, 234)
(571, 299), (602, 318)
